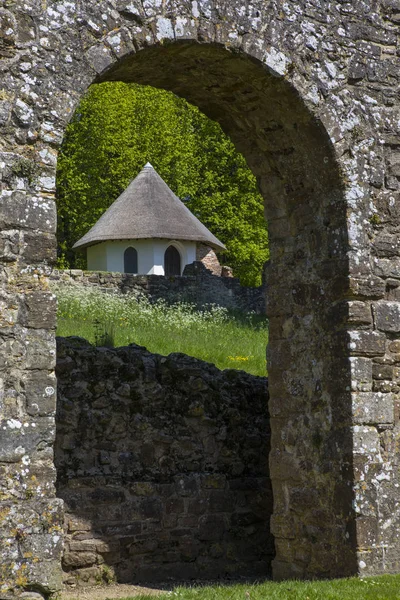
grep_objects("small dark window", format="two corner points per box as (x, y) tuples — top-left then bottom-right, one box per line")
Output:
(124, 247), (138, 274)
(164, 245), (181, 276)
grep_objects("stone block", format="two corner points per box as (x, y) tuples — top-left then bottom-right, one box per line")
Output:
(62, 551), (97, 569)
(356, 516), (379, 548)
(0, 193), (56, 233)
(21, 593), (46, 600)
(352, 392), (394, 425)
(348, 301), (373, 325)
(23, 371), (57, 417)
(0, 100), (11, 126)
(24, 556), (63, 594)
(373, 257), (400, 279)
(22, 231), (56, 264)
(388, 156), (400, 177)
(374, 302), (400, 333)
(0, 431), (28, 462)
(85, 44), (115, 74)
(0, 230), (21, 262)
(349, 277), (385, 298)
(372, 363), (393, 380)
(20, 532), (63, 558)
(25, 330), (56, 370)
(67, 516), (92, 533)
(389, 341), (400, 353)
(348, 330), (386, 356)
(373, 233), (400, 258)
(350, 357), (372, 391)
(19, 291), (57, 329)
(353, 426), (380, 456)
(68, 539), (98, 552)
(65, 565), (100, 585)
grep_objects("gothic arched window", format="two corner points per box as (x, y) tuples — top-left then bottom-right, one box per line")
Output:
(124, 247), (138, 274)
(164, 245), (181, 276)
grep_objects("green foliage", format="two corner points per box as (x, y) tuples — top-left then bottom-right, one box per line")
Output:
(56, 82), (268, 286)
(54, 286), (268, 376)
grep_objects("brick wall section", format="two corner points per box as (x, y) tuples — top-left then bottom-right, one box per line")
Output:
(196, 244), (222, 276)
(55, 337), (272, 586)
(49, 263), (266, 314)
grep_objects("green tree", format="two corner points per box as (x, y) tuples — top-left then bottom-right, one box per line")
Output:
(56, 82), (268, 286)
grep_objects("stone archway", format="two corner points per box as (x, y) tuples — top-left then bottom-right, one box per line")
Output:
(1, 1), (400, 595)
(94, 41), (353, 581)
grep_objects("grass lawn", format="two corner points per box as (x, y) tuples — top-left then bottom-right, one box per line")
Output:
(55, 286), (268, 376)
(121, 575), (400, 600)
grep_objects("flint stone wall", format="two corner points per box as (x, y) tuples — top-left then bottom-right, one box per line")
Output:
(55, 337), (272, 586)
(49, 262), (266, 314)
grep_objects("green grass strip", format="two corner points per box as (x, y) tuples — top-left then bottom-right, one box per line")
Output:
(113, 575), (400, 600)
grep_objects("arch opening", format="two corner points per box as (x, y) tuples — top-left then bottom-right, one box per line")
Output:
(164, 244), (181, 276)
(124, 246), (138, 274)
(54, 40), (354, 586)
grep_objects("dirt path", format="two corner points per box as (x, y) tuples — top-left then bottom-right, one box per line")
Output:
(61, 583), (170, 600)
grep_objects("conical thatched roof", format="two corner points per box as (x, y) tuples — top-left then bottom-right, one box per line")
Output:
(73, 163), (226, 252)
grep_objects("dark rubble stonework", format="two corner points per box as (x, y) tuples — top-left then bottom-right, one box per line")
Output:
(1, 0), (400, 595)
(55, 337), (272, 586)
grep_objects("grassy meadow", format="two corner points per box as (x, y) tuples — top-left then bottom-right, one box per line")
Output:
(55, 287), (268, 376)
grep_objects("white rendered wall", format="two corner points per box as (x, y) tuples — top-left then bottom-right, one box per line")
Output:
(153, 240), (196, 275)
(105, 239), (155, 274)
(86, 239), (197, 275)
(185, 242), (197, 268)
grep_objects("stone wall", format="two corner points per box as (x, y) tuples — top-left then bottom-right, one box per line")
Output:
(2, 0), (400, 592)
(55, 337), (272, 586)
(49, 262), (266, 314)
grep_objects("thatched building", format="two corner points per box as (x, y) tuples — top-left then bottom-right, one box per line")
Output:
(73, 163), (225, 276)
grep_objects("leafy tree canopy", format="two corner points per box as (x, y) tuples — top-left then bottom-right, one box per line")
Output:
(56, 82), (269, 286)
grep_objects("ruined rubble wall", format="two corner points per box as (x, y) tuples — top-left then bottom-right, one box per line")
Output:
(50, 264), (266, 314)
(55, 337), (272, 585)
